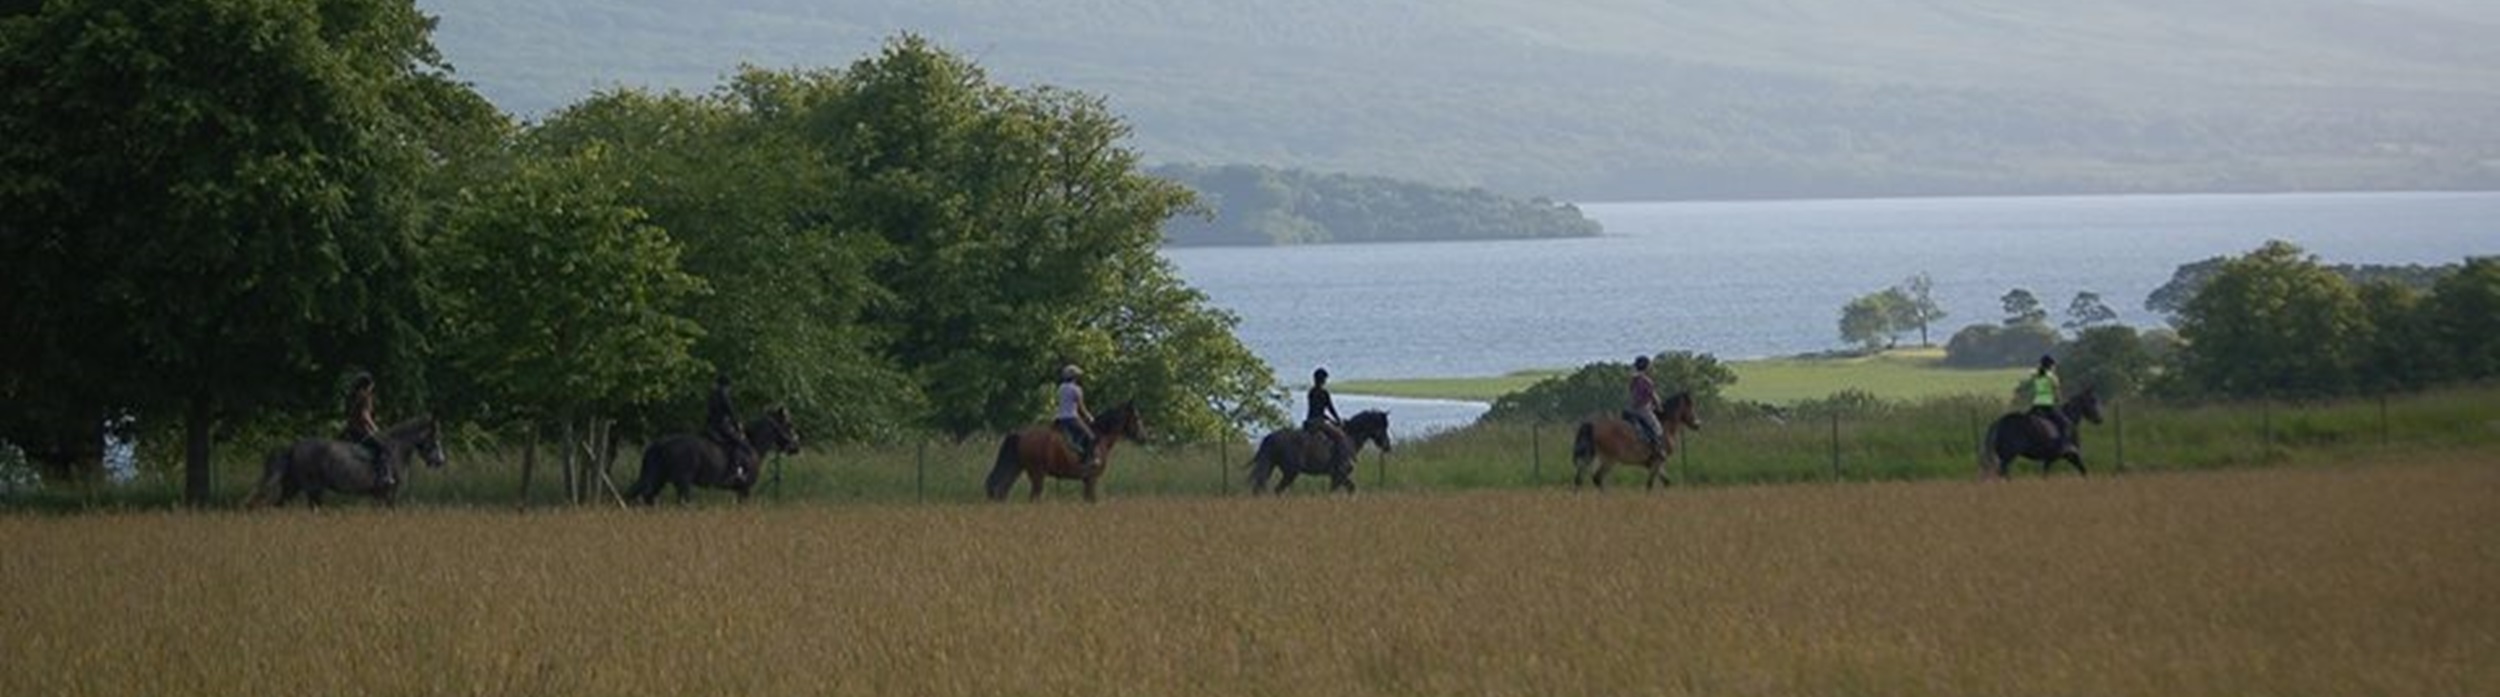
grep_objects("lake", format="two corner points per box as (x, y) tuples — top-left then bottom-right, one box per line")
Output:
(1161, 191), (2500, 435)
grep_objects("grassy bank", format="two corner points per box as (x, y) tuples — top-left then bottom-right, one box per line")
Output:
(7, 456), (2494, 696)
(1334, 348), (2028, 404)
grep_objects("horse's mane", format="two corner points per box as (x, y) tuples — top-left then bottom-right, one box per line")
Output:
(382, 416), (434, 439)
(1091, 400), (1138, 433)
(1346, 409), (1389, 428)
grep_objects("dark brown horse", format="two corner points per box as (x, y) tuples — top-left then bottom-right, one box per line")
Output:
(1979, 389), (2104, 479)
(247, 417), (446, 508)
(1245, 410), (1392, 495)
(1572, 392), (1702, 490)
(626, 407), (800, 505)
(983, 401), (1145, 503)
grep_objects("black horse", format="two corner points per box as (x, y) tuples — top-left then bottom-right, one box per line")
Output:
(1980, 389), (2104, 479)
(1245, 410), (1392, 495)
(248, 417), (447, 508)
(626, 407), (800, 505)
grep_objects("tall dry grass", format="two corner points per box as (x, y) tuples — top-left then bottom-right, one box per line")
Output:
(5, 452), (2495, 696)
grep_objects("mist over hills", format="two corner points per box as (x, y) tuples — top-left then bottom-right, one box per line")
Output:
(418, 0), (2500, 200)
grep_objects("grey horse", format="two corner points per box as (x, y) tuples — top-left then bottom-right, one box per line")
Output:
(248, 417), (446, 508)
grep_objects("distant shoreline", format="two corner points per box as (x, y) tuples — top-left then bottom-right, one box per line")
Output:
(1332, 349), (2030, 405)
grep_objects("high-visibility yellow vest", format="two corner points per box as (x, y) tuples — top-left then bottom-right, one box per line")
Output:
(2030, 373), (2061, 407)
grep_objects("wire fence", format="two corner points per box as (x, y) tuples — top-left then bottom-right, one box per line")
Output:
(11, 387), (2496, 509)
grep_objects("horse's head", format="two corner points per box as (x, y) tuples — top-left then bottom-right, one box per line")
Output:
(750, 406), (802, 455)
(1095, 401), (1146, 442)
(1657, 392), (1703, 431)
(392, 416), (447, 469)
(1345, 410), (1393, 452)
(2068, 388), (2105, 425)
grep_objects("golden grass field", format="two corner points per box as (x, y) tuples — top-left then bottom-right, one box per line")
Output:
(5, 451), (2496, 696)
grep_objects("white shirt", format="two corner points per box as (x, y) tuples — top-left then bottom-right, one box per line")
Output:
(1056, 381), (1084, 420)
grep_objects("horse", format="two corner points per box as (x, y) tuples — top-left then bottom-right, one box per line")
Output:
(625, 406), (800, 505)
(1245, 410), (1392, 495)
(1572, 392), (1702, 490)
(983, 401), (1146, 503)
(1979, 389), (2104, 479)
(247, 417), (447, 508)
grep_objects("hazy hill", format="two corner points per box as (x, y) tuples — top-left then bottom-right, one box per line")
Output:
(417, 0), (2500, 200)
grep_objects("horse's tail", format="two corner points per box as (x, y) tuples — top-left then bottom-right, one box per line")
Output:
(623, 444), (661, 505)
(1571, 422), (1596, 467)
(1244, 437), (1273, 494)
(244, 448), (287, 508)
(983, 434), (1022, 501)
(1977, 420), (2004, 481)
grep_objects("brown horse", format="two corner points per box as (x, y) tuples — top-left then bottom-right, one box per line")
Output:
(626, 407), (801, 505)
(983, 401), (1145, 503)
(1245, 410), (1392, 495)
(1571, 392), (1702, 490)
(247, 417), (447, 508)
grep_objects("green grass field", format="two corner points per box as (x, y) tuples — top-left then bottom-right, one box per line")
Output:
(1334, 348), (2027, 404)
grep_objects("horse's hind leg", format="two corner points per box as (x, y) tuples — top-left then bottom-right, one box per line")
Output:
(1593, 461), (1616, 491)
(1646, 463), (1669, 491)
(1275, 471), (1300, 494)
(1026, 470), (1045, 502)
(1082, 476), (1099, 503)
(2065, 454), (2088, 477)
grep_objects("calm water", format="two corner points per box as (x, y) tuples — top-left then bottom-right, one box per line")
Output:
(1162, 191), (2500, 434)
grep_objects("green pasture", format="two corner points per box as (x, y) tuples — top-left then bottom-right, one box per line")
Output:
(1335, 348), (2029, 404)
(13, 385), (2497, 510)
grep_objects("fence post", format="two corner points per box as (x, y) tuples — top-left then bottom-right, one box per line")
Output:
(2113, 400), (2126, 474)
(2262, 399), (2273, 450)
(1828, 410), (1841, 480)
(1376, 447), (1387, 489)
(2379, 393), (2390, 447)
(1219, 438), (1229, 495)
(915, 439), (926, 502)
(1530, 422), (1541, 485)
(1679, 433), (1692, 485)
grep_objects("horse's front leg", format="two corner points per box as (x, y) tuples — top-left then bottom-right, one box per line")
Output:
(2065, 453), (2088, 477)
(1082, 475), (1099, 503)
(1646, 463), (1669, 491)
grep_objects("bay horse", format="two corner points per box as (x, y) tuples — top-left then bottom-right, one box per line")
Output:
(983, 401), (1145, 503)
(1979, 389), (2103, 479)
(1572, 392), (1701, 490)
(625, 407), (800, 505)
(1245, 410), (1392, 495)
(247, 417), (446, 508)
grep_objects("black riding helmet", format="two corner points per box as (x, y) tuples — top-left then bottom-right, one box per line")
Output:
(1633, 355), (1651, 371)
(2039, 354), (2057, 369)
(1313, 367), (1329, 383)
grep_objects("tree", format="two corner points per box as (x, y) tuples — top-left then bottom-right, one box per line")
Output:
(2057, 326), (2154, 399)
(1897, 273), (1947, 346)
(1483, 351), (1737, 424)
(2000, 288), (2048, 327)
(0, 0), (486, 501)
(1944, 322), (2061, 368)
(2174, 241), (2370, 398)
(2062, 291), (2118, 332)
(2426, 257), (2500, 381)
(2352, 282), (2443, 393)
(430, 146), (706, 438)
(1839, 290), (1904, 352)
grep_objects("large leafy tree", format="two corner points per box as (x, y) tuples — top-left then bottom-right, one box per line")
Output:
(2426, 257), (2500, 381)
(812, 37), (1280, 438)
(2174, 241), (2371, 398)
(1483, 351), (1736, 424)
(429, 146), (705, 431)
(0, 0), (489, 500)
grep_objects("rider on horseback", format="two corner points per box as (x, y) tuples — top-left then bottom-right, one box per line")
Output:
(1055, 364), (1100, 474)
(342, 372), (391, 488)
(1627, 355), (1666, 461)
(1306, 367), (1351, 470)
(2020, 354), (2073, 454)
(708, 370), (757, 487)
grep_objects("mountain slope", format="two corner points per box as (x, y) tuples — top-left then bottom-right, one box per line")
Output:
(417, 0), (2500, 199)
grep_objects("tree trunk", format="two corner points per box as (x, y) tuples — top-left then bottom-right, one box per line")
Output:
(183, 394), (215, 507)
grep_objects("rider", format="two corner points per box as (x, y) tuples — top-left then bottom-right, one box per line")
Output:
(707, 370), (757, 486)
(2021, 354), (2072, 453)
(342, 372), (391, 488)
(1055, 365), (1100, 473)
(1627, 355), (1665, 461)
(1306, 367), (1351, 469)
